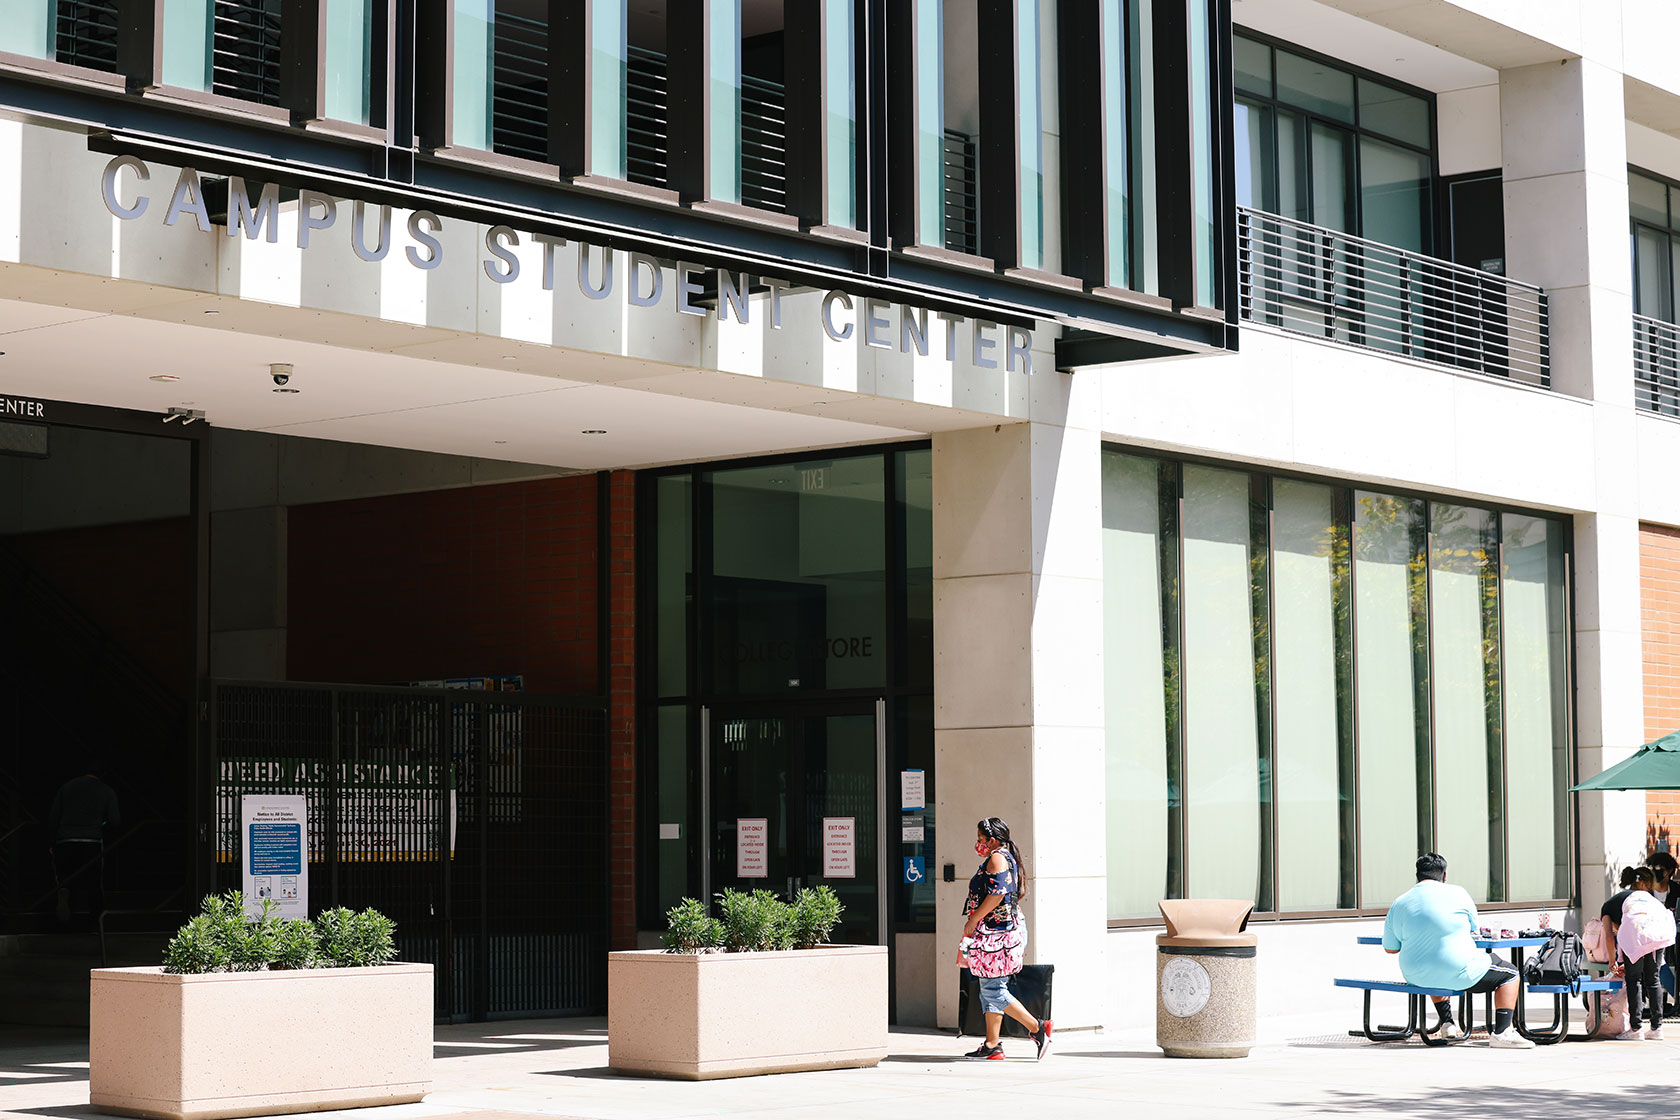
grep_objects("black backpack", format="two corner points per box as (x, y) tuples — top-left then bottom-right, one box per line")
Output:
(1523, 930), (1585, 989)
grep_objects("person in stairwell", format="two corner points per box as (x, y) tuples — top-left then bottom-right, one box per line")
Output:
(48, 757), (120, 923)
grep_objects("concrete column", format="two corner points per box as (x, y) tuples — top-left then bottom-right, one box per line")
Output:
(931, 406), (1106, 1029)
(1501, 58), (1646, 913)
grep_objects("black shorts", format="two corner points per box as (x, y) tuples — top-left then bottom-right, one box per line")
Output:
(1463, 954), (1519, 995)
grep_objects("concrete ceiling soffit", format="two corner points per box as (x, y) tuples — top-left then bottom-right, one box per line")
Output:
(1626, 76), (1680, 138)
(1310, 0), (1575, 70)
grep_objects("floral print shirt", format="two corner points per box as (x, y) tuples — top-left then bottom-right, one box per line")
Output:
(963, 848), (1020, 932)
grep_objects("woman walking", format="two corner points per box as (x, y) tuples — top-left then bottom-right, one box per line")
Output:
(958, 817), (1052, 1061)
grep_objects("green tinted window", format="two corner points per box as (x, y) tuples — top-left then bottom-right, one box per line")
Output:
(1275, 49), (1354, 123)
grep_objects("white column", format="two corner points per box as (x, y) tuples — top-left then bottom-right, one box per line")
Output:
(1501, 57), (1646, 915)
(931, 403), (1107, 1029)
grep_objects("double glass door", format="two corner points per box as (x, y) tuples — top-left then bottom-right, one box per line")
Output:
(705, 701), (881, 945)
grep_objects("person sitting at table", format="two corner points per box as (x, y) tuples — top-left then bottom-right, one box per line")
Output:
(1382, 852), (1533, 1049)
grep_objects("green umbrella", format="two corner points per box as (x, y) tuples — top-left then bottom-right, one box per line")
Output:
(1571, 730), (1680, 791)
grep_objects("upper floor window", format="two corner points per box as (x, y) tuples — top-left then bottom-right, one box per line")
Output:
(1630, 169), (1680, 323)
(1233, 31), (1434, 254)
(0, 1), (120, 73)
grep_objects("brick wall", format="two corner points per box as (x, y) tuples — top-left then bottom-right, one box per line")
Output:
(607, 471), (637, 950)
(288, 476), (602, 694)
(1640, 523), (1680, 852)
(289, 473), (639, 947)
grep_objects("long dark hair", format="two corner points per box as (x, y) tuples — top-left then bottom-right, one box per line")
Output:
(978, 817), (1027, 901)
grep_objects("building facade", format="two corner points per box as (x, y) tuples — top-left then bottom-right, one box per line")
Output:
(0, 0), (1674, 1031)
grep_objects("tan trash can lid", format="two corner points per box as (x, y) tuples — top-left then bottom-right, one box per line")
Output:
(1156, 899), (1257, 948)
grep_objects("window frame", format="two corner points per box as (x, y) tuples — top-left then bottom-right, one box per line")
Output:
(1629, 165), (1680, 324)
(1101, 440), (1578, 928)
(1231, 26), (1439, 255)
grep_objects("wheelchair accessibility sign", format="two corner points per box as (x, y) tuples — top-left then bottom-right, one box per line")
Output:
(903, 857), (925, 884)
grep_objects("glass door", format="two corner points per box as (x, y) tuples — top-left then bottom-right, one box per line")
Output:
(705, 701), (882, 944)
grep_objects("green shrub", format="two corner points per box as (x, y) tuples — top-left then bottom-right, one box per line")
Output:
(790, 885), (843, 948)
(162, 915), (232, 975)
(662, 897), (720, 953)
(273, 919), (320, 970)
(159, 894), (396, 973)
(315, 906), (397, 967)
(718, 889), (795, 953)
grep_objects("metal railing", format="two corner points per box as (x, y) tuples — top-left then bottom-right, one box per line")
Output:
(1635, 313), (1680, 416)
(1238, 207), (1550, 388)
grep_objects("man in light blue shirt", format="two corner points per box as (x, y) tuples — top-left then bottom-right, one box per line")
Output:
(1382, 853), (1532, 1048)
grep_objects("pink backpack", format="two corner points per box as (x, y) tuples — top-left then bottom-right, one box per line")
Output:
(1617, 891), (1678, 962)
(1583, 916), (1611, 963)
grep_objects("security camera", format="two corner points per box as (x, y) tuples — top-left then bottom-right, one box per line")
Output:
(270, 362), (293, 387)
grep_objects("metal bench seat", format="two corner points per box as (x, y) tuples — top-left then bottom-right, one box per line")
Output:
(1334, 978), (1468, 1045)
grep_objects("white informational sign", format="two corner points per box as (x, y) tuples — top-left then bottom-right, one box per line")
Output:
(900, 769), (925, 810)
(659, 822), (681, 840)
(823, 817), (856, 878)
(241, 794), (309, 920)
(737, 818), (769, 878)
(901, 818), (924, 843)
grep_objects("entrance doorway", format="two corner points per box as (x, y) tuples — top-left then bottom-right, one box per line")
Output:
(703, 700), (883, 946)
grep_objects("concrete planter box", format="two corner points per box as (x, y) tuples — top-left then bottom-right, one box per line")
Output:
(89, 964), (433, 1120)
(608, 945), (887, 1080)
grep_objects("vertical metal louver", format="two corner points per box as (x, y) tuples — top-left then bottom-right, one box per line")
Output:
(211, 0), (285, 106)
(492, 11), (549, 162)
(943, 129), (979, 255)
(740, 73), (787, 212)
(54, 0), (121, 72)
(626, 45), (670, 190)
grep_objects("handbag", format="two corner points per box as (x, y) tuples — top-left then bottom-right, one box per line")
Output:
(958, 963), (1056, 1038)
(965, 925), (1026, 979)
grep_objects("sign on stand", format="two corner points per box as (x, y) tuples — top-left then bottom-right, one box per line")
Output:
(737, 818), (769, 878)
(241, 794), (308, 919)
(823, 817), (856, 878)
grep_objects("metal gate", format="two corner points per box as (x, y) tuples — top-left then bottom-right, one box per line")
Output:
(209, 681), (608, 1021)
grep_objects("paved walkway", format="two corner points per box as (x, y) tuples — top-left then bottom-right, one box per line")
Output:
(4, 1009), (1678, 1120)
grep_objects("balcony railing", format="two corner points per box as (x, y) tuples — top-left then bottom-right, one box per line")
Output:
(1238, 207), (1550, 388)
(1635, 314), (1680, 416)
(55, 0), (120, 72)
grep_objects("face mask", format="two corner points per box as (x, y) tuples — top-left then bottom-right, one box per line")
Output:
(975, 841), (993, 858)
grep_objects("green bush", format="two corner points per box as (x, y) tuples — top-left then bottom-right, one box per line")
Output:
(162, 915), (233, 975)
(273, 919), (320, 970)
(662, 888), (846, 955)
(315, 906), (397, 968)
(158, 894), (397, 974)
(718, 889), (797, 953)
(790, 885), (843, 949)
(662, 897), (720, 953)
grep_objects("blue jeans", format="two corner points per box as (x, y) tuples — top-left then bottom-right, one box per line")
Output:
(978, 975), (1013, 1014)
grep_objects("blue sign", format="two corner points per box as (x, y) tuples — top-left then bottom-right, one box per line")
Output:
(249, 822), (303, 875)
(903, 857), (925, 885)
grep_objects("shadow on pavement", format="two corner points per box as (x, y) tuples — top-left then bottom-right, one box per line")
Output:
(1278, 1086), (1675, 1117)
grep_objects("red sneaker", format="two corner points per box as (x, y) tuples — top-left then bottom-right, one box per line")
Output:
(1033, 1018), (1053, 1061)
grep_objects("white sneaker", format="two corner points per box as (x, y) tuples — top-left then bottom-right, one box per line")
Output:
(1613, 1029), (1647, 1041)
(1436, 1021), (1464, 1040)
(1646, 1027), (1666, 1040)
(1489, 1028), (1535, 1049)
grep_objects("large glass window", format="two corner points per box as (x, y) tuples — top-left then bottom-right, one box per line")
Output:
(640, 447), (934, 930)
(1272, 481), (1353, 912)
(1353, 492), (1430, 908)
(1234, 32), (1434, 253)
(1103, 449), (1573, 920)
(1629, 169), (1680, 323)
(1501, 514), (1571, 901)
(1429, 504), (1502, 903)
(1181, 466), (1269, 904)
(1101, 452), (1179, 920)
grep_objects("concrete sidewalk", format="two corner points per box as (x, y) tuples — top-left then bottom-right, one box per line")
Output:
(3, 1008), (1678, 1120)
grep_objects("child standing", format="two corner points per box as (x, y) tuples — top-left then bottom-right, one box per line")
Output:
(1610, 867), (1678, 1040)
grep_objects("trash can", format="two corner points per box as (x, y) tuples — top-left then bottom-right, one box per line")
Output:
(1156, 899), (1257, 1058)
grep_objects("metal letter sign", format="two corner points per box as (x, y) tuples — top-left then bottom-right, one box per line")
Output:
(241, 794), (308, 919)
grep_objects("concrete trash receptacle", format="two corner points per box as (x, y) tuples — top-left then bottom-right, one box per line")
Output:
(1155, 899), (1257, 1058)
